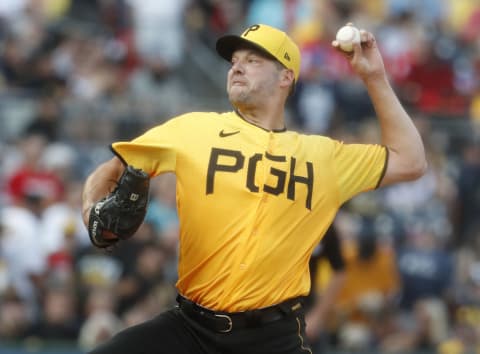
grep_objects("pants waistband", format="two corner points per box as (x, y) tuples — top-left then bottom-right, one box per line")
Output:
(176, 294), (304, 333)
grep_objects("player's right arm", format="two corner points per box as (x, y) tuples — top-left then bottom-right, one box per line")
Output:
(333, 28), (427, 186)
(363, 74), (427, 187)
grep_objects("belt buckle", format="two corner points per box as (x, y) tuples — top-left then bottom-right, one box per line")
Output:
(214, 313), (233, 333)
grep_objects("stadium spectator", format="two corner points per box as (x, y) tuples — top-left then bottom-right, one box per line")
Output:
(23, 284), (80, 342)
(332, 221), (400, 351)
(390, 223), (453, 352)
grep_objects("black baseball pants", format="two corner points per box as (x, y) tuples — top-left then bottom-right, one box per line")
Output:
(88, 305), (313, 354)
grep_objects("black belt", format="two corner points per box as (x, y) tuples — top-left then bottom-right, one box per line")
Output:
(176, 294), (304, 333)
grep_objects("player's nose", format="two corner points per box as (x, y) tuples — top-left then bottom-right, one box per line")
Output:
(230, 60), (245, 74)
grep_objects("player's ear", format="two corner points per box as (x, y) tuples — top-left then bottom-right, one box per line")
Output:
(279, 69), (295, 89)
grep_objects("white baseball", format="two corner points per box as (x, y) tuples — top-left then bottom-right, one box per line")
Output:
(335, 25), (361, 52)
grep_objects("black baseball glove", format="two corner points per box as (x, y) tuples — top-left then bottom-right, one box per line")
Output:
(88, 165), (150, 248)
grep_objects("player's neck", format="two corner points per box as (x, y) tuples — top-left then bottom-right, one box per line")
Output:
(235, 104), (286, 131)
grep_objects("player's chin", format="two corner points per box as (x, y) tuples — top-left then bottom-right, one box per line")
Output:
(228, 90), (248, 105)
(228, 85), (244, 96)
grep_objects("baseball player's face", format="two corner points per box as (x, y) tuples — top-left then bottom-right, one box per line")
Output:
(227, 49), (282, 108)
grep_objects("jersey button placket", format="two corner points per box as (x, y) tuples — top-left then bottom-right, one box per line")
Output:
(267, 131), (275, 155)
(262, 132), (276, 205)
(238, 131), (269, 271)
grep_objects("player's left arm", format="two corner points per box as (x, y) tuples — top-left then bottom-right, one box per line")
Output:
(333, 28), (427, 186)
(82, 156), (125, 225)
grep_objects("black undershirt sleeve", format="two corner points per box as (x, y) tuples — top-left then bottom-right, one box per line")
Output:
(321, 226), (345, 271)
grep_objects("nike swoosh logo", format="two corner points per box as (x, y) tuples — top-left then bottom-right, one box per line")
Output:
(219, 130), (240, 138)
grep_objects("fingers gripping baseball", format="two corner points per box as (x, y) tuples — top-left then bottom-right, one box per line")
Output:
(333, 23), (386, 81)
(88, 165), (150, 248)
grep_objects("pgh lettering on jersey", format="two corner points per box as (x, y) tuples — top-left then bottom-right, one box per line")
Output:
(206, 147), (314, 210)
(111, 111), (387, 312)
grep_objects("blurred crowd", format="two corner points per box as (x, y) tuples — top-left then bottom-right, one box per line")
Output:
(0, 0), (479, 353)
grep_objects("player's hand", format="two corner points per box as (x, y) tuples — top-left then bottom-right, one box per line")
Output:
(85, 165), (149, 248)
(332, 24), (386, 83)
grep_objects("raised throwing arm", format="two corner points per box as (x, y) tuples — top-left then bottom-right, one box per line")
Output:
(333, 25), (427, 186)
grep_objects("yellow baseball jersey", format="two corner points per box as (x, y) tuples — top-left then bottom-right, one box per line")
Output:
(111, 111), (387, 312)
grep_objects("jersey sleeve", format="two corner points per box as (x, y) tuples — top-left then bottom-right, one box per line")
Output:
(110, 117), (184, 176)
(332, 141), (388, 205)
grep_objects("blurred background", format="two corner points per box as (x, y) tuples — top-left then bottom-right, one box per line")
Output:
(0, 0), (479, 353)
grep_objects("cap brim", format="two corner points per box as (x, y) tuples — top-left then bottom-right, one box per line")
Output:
(216, 35), (277, 63)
